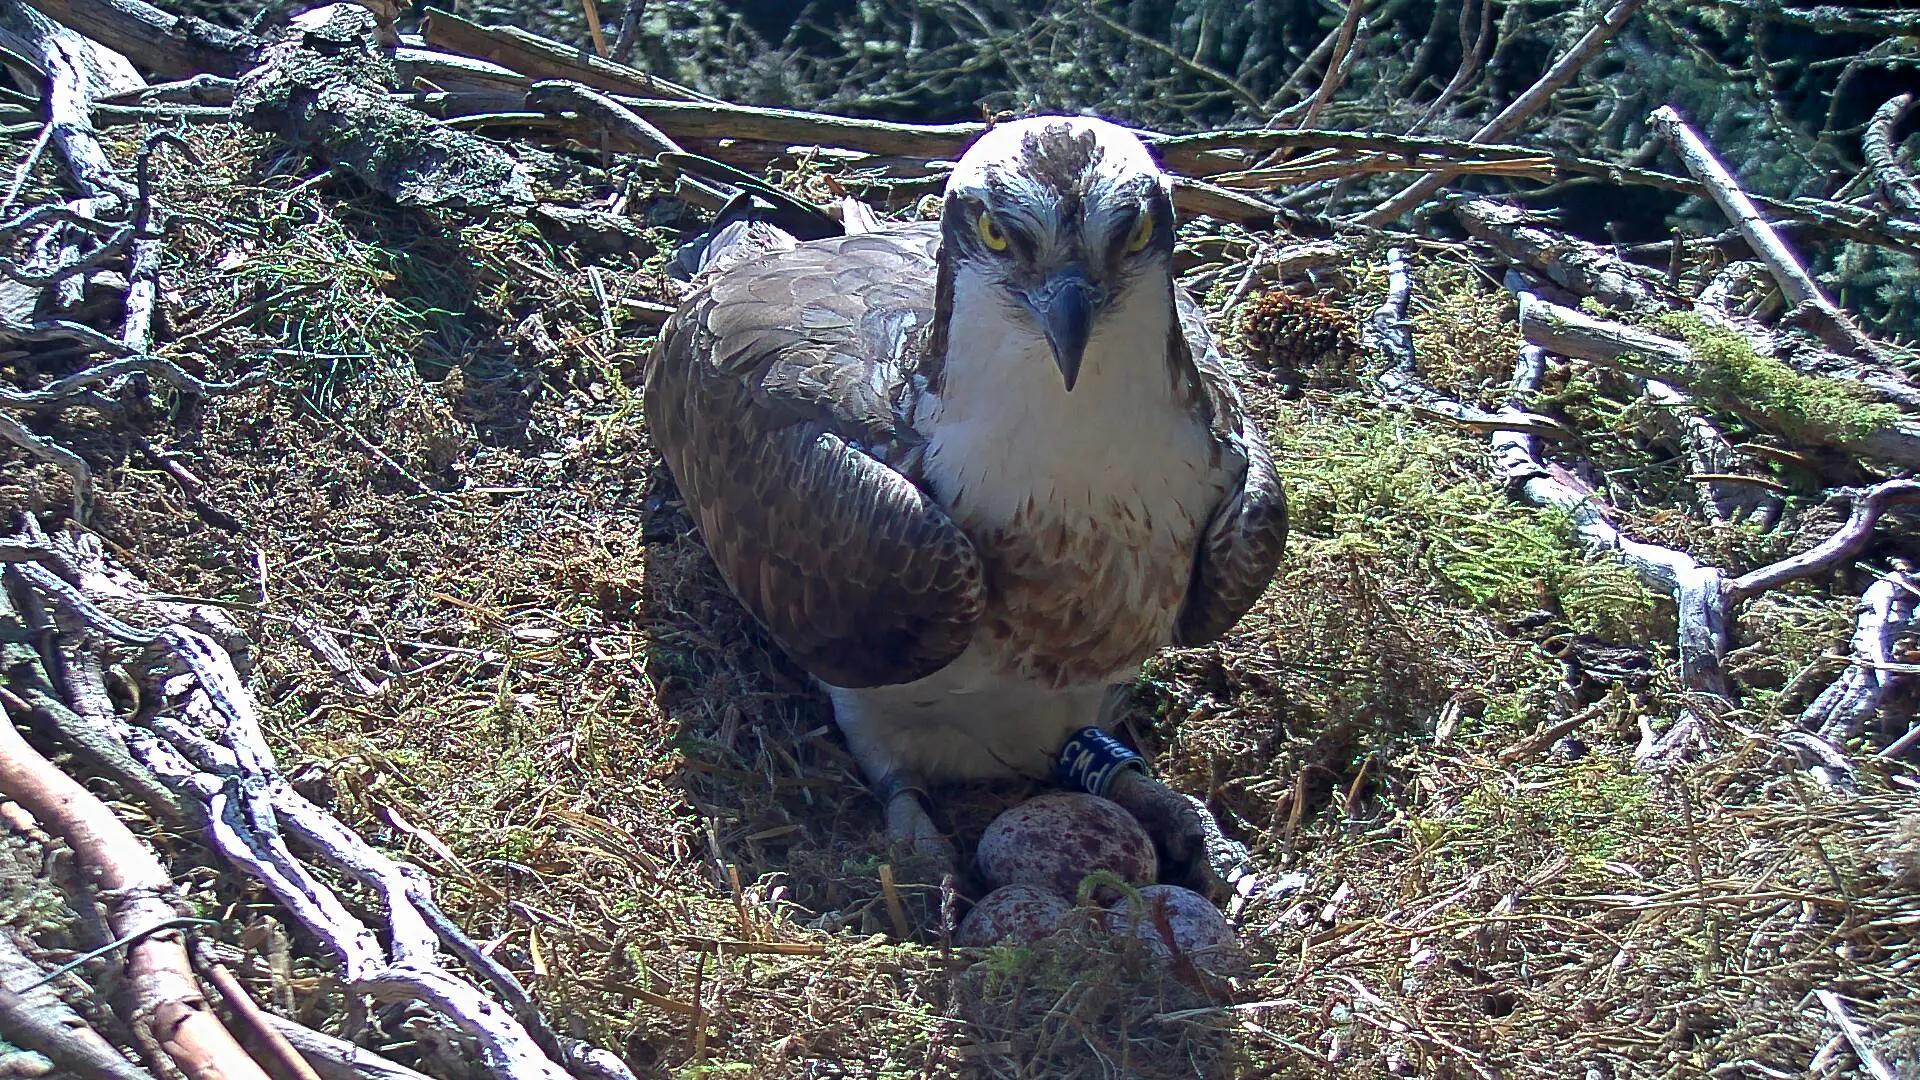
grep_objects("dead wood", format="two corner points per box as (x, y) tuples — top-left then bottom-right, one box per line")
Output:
(1650, 105), (1881, 362)
(0, 933), (155, 1080)
(419, 7), (708, 103)
(0, 2), (141, 101)
(1728, 480), (1920, 602)
(2, 554), (616, 1080)
(232, 6), (532, 211)
(1454, 198), (1665, 311)
(1862, 94), (1919, 215)
(196, 957), (322, 1080)
(260, 1016), (434, 1080)
(1514, 290), (1920, 470)
(1488, 345), (1736, 706)
(20, 0), (256, 79)
(1800, 570), (1917, 743)
(525, 78), (682, 157)
(0, 700), (269, 1080)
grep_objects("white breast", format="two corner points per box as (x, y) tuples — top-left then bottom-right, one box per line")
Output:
(916, 268), (1226, 687)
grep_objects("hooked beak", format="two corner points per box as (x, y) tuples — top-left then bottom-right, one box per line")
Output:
(1031, 270), (1098, 392)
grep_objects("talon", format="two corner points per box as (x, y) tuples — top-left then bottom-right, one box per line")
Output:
(1105, 771), (1254, 903)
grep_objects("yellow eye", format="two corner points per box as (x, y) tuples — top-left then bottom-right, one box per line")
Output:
(976, 212), (1010, 251)
(1125, 213), (1154, 253)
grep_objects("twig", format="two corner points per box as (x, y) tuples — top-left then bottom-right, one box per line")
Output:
(1493, 344), (1735, 705)
(1704, 1), (1920, 37)
(0, 353), (268, 410)
(295, 394), (447, 502)
(8, 558), (603, 1080)
(1359, 0), (1644, 225)
(0, 121), (50, 218)
(1085, 8), (1262, 114)
(1649, 105), (1880, 361)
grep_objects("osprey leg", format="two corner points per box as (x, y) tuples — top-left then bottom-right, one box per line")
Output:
(1106, 770), (1258, 904)
(875, 769), (958, 873)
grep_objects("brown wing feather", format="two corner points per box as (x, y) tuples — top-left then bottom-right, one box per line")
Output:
(647, 224), (985, 688)
(1173, 291), (1289, 646)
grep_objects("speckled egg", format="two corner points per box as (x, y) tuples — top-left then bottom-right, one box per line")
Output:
(954, 885), (1073, 946)
(1105, 884), (1243, 968)
(975, 792), (1156, 902)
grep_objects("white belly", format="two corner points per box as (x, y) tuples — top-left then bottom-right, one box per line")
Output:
(827, 649), (1119, 781)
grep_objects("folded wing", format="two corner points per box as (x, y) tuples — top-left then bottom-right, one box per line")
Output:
(647, 226), (986, 688)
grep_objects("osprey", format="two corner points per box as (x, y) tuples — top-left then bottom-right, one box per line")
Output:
(648, 117), (1287, 891)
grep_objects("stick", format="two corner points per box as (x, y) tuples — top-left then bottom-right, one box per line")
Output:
(1359, 0), (1643, 224)
(0, 934), (157, 1080)
(0, 411), (90, 518)
(197, 957), (324, 1080)
(0, 700), (271, 1080)
(579, 0), (606, 58)
(1799, 570), (1917, 741)
(1514, 290), (1920, 469)
(260, 1016), (434, 1080)
(1649, 105), (1879, 361)
(608, 0), (643, 64)
(1494, 347), (1734, 704)
(8, 558), (597, 1080)
(1862, 93), (1919, 214)
(525, 79), (681, 156)
(21, 0), (256, 78)
(1814, 990), (1897, 1080)
(1728, 481), (1920, 602)
(420, 7), (709, 102)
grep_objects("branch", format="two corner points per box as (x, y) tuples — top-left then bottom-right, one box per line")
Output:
(1712, 1), (1920, 36)
(1515, 290), (1920, 470)
(0, 699), (270, 1080)
(1799, 570), (1917, 742)
(1728, 481), (1920, 602)
(1491, 346), (1735, 704)
(0, 934), (157, 1080)
(22, 0), (257, 78)
(1358, 0), (1644, 225)
(1862, 94), (1919, 215)
(1455, 198), (1665, 312)
(419, 7), (710, 103)
(1295, 0), (1367, 131)
(1649, 105), (1881, 361)
(6, 557), (596, 1080)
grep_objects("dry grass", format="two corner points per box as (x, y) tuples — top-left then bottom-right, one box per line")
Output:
(1, 121), (1917, 1080)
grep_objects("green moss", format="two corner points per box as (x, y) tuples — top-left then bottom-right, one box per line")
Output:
(1654, 312), (1903, 444)
(1418, 756), (1675, 880)
(1275, 414), (1664, 639)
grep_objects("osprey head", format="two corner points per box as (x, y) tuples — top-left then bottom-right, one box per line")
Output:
(942, 116), (1176, 392)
